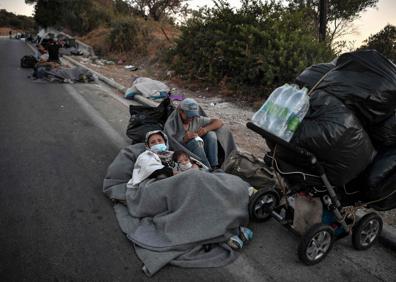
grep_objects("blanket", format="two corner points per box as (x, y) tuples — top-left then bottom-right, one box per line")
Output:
(34, 65), (95, 83)
(126, 150), (164, 187)
(164, 109), (237, 165)
(103, 144), (250, 276)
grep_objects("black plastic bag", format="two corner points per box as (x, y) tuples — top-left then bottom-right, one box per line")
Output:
(315, 50), (396, 126)
(369, 112), (396, 148)
(366, 147), (396, 211)
(20, 55), (37, 68)
(126, 98), (174, 144)
(288, 91), (376, 186)
(295, 62), (335, 90)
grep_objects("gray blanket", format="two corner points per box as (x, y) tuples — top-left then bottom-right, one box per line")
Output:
(35, 65), (95, 83)
(164, 109), (237, 163)
(103, 144), (250, 276)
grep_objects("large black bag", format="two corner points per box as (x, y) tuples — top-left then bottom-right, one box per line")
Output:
(281, 91), (376, 186)
(126, 98), (174, 144)
(295, 62), (335, 90)
(369, 112), (396, 148)
(366, 147), (396, 211)
(20, 55), (37, 68)
(315, 50), (396, 126)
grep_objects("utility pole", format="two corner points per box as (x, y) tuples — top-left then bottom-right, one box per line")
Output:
(319, 0), (328, 42)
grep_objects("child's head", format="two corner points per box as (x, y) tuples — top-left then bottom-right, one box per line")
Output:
(173, 150), (193, 171)
(173, 150), (191, 165)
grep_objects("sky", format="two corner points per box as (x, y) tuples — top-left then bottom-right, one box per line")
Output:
(1, 0), (395, 47)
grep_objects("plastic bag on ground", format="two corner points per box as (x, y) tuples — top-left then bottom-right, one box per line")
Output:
(314, 50), (396, 126)
(126, 98), (174, 144)
(132, 77), (170, 99)
(252, 84), (309, 142)
(288, 91), (376, 186)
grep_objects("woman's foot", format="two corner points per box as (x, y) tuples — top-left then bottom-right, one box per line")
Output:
(239, 226), (253, 243)
(227, 235), (244, 249)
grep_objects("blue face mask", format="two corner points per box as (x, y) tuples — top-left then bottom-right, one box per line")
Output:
(150, 143), (167, 153)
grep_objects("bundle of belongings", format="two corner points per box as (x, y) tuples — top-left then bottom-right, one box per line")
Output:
(124, 77), (170, 100)
(284, 49), (396, 210)
(32, 63), (95, 83)
(20, 55), (38, 68)
(126, 97), (175, 144)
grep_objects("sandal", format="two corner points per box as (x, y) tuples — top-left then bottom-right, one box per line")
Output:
(227, 235), (244, 249)
(239, 226), (253, 243)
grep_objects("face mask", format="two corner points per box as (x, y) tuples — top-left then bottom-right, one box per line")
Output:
(179, 162), (193, 171)
(150, 143), (167, 153)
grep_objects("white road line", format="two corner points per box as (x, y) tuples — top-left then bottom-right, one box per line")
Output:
(64, 84), (129, 149)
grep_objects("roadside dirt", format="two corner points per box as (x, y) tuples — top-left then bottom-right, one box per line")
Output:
(69, 55), (395, 227)
(0, 27), (22, 36)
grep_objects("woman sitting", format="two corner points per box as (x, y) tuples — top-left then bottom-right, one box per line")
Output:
(127, 130), (175, 188)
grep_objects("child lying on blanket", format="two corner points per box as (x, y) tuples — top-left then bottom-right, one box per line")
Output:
(172, 150), (208, 173)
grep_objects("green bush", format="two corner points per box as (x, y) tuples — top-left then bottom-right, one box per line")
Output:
(109, 17), (150, 53)
(167, 0), (334, 96)
(0, 9), (35, 30)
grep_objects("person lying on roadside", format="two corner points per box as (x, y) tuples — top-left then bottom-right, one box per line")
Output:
(127, 130), (175, 188)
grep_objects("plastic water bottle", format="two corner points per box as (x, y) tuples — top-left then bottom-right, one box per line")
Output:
(269, 85), (291, 136)
(252, 85), (284, 129)
(283, 86), (309, 141)
(252, 84), (308, 142)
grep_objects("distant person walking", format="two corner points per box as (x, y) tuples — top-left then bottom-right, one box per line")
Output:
(9, 30), (12, 39)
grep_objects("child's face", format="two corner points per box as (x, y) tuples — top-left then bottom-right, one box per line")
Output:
(177, 154), (190, 165)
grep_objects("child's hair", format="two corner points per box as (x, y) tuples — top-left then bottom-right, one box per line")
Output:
(172, 150), (191, 162)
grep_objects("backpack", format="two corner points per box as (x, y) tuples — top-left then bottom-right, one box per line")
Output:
(222, 150), (274, 188)
(20, 55), (37, 68)
(126, 97), (175, 144)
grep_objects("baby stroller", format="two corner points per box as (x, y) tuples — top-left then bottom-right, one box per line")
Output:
(246, 121), (395, 265)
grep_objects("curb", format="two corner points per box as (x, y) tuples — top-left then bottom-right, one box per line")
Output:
(25, 41), (396, 252)
(62, 55), (158, 108)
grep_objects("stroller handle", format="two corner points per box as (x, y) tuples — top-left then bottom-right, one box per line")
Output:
(246, 122), (320, 168)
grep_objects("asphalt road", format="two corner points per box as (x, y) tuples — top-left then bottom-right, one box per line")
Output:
(0, 38), (395, 281)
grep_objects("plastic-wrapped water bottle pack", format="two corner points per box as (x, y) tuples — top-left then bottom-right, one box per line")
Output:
(252, 84), (309, 142)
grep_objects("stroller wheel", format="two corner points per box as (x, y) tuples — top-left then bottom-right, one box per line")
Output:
(248, 188), (279, 222)
(298, 223), (335, 265)
(352, 212), (383, 250)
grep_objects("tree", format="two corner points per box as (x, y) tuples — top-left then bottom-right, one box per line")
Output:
(126, 0), (188, 21)
(168, 0), (334, 94)
(25, 0), (112, 34)
(0, 9), (35, 30)
(359, 25), (396, 62)
(288, 0), (378, 45)
(25, 0), (66, 28)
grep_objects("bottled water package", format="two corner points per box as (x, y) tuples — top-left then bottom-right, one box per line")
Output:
(252, 84), (309, 142)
